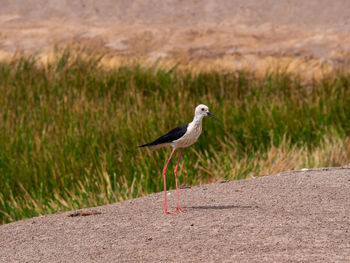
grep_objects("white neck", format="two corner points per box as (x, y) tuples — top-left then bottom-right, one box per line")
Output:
(192, 113), (204, 126)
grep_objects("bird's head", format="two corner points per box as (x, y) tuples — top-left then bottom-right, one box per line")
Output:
(195, 104), (221, 121)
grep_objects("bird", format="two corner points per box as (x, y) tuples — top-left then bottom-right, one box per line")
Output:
(139, 104), (221, 214)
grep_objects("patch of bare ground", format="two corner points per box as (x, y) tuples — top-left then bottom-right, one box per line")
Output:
(1, 166), (350, 262)
(1, 1), (350, 76)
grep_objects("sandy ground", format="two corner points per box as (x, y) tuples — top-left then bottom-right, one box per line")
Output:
(1, 167), (350, 262)
(1, 0), (350, 76)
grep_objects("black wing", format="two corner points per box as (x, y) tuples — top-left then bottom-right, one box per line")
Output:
(138, 124), (188, 147)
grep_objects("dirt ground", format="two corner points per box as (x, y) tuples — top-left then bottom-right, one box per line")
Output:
(1, 0), (350, 76)
(1, 167), (350, 262)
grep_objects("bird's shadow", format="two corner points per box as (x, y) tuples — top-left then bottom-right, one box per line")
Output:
(183, 204), (259, 210)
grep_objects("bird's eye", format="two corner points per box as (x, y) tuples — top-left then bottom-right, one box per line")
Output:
(201, 108), (205, 111)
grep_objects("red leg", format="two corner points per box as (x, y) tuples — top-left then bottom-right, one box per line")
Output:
(173, 148), (185, 213)
(163, 148), (176, 214)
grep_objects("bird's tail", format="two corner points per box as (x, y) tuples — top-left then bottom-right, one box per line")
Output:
(138, 143), (151, 148)
(138, 142), (167, 150)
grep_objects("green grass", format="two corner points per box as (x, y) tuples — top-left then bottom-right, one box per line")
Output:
(1, 51), (350, 224)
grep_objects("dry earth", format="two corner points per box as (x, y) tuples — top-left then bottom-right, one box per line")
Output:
(1, 167), (350, 262)
(1, 0), (350, 76)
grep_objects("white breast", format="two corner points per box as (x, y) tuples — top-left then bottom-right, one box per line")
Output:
(172, 122), (202, 148)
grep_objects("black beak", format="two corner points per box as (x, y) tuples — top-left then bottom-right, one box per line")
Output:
(207, 112), (222, 122)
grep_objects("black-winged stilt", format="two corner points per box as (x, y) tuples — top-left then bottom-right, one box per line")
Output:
(139, 104), (220, 214)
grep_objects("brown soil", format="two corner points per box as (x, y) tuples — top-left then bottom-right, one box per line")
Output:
(1, 167), (350, 262)
(1, 1), (350, 76)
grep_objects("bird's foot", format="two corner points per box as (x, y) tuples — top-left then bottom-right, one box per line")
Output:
(165, 209), (176, 214)
(165, 208), (186, 214)
(177, 208), (186, 214)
